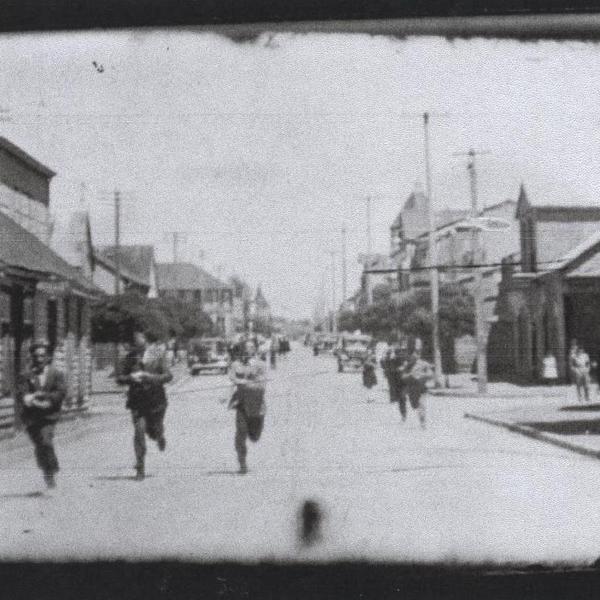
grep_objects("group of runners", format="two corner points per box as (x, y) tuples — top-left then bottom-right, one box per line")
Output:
(17, 329), (274, 490)
(377, 339), (433, 429)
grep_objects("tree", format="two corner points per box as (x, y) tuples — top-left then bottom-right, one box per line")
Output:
(92, 292), (215, 344)
(336, 283), (475, 372)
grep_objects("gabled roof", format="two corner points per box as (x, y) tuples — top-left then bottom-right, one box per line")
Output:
(0, 211), (96, 291)
(156, 262), (228, 291)
(94, 252), (149, 288)
(0, 137), (55, 179)
(99, 245), (155, 284)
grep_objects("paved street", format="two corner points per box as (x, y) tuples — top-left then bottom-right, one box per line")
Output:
(1, 345), (600, 565)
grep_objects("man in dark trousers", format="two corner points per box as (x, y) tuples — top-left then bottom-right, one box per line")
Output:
(18, 340), (67, 489)
(228, 340), (267, 474)
(117, 329), (173, 481)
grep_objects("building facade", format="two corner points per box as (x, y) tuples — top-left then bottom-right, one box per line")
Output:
(0, 140), (99, 434)
(156, 262), (233, 337)
(489, 186), (600, 383)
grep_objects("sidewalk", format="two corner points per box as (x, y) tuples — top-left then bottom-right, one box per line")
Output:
(429, 372), (571, 399)
(457, 376), (600, 459)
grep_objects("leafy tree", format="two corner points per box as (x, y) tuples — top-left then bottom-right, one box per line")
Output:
(336, 283), (474, 373)
(92, 292), (215, 344)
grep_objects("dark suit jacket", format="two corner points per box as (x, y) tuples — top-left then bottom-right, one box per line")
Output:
(17, 365), (67, 425)
(117, 346), (173, 412)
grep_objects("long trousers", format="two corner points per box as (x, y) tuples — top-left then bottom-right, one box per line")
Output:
(26, 421), (59, 476)
(131, 408), (166, 466)
(235, 409), (264, 463)
(575, 374), (590, 402)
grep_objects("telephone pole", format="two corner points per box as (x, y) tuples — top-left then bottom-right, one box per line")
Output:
(113, 189), (122, 376)
(114, 190), (121, 296)
(327, 250), (338, 333)
(365, 196), (373, 305)
(166, 231), (188, 263)
(341, 223), (348, 304)
(454, 148), (490, 394)
(423, 112), (443, 387)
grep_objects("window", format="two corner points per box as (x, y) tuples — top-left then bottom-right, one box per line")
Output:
(194, 290), (201, 302)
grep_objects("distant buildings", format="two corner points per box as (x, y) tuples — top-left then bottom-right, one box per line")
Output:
(156, 262), (234, 337)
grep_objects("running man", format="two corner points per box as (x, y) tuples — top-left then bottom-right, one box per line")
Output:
(228, 341), (267, 474)
(17, 340), (67, 489)
(401, 348), (433, 429)
(117, 329), (173, 481)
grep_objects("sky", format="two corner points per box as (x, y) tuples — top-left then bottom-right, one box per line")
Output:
(1, 31), (599, 318)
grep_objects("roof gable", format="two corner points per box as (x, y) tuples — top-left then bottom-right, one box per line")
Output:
(0, 211), (95, 290)
(515, 183), (530, 220)
(156, 262), (227, 291)
(99, 245), (155, 283)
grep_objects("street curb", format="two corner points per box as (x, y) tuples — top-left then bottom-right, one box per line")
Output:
(464, 412), (600, 460)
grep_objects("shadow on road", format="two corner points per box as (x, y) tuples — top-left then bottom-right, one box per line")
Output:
(520, 419), (600, 435)
(0, 491), (46, 500)
(204, 470), (242, 476)
(560, 403), (600, 412)
(94, 474), (154, 482)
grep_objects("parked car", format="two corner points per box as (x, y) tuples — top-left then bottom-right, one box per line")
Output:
(187, 337), (230, 375)
(337, 333), (373, 373)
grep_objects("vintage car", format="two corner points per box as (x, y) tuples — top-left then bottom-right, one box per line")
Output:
(187, 337), (230, 375)
(336, 333), (373, 372)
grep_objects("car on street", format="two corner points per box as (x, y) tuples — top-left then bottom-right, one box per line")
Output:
(187, 337), (230, 375)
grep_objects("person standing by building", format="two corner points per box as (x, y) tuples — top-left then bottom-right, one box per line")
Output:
(572, 345), (591, 403)
(362, 349), (378, 402)
(117, 329), (173, 481)
(269, 334), (279, 369)
(380, 345), (398, 404)
(402, 347), (433, 429)
(228, 340), (267, 474)
(17, 340), (67, 490)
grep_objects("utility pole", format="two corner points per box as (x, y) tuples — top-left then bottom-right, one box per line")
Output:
(454, 148), (490, 394)
(341, 223), (347, 304)
(113, 189), (121, 377)
(166, 231), (187, 263)
(423, 112), (443, 387)
(365, 196), (373, 305)
(114, 190), (121, 296)
(327, 250), (338, 334)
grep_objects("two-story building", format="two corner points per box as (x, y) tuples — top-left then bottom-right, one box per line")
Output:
(156, 262), (233, 337)
(0, 138), (99, 434)
(489, 185), (600, 383)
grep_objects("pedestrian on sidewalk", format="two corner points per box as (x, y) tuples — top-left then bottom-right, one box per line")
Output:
(569, 339), (579, 383)
(17, 340), (67, 490)
(228, 340), (267, 474)
(402, 348), (433, 429)
(572, 345), (591, 403)
(270, 334), (279, 369)
(362, 350), (378, 402)
(380, 345), (398, 404)
(117, 329), (173, 481)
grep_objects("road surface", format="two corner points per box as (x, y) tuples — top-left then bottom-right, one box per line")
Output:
(1, 344), (600, 565)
